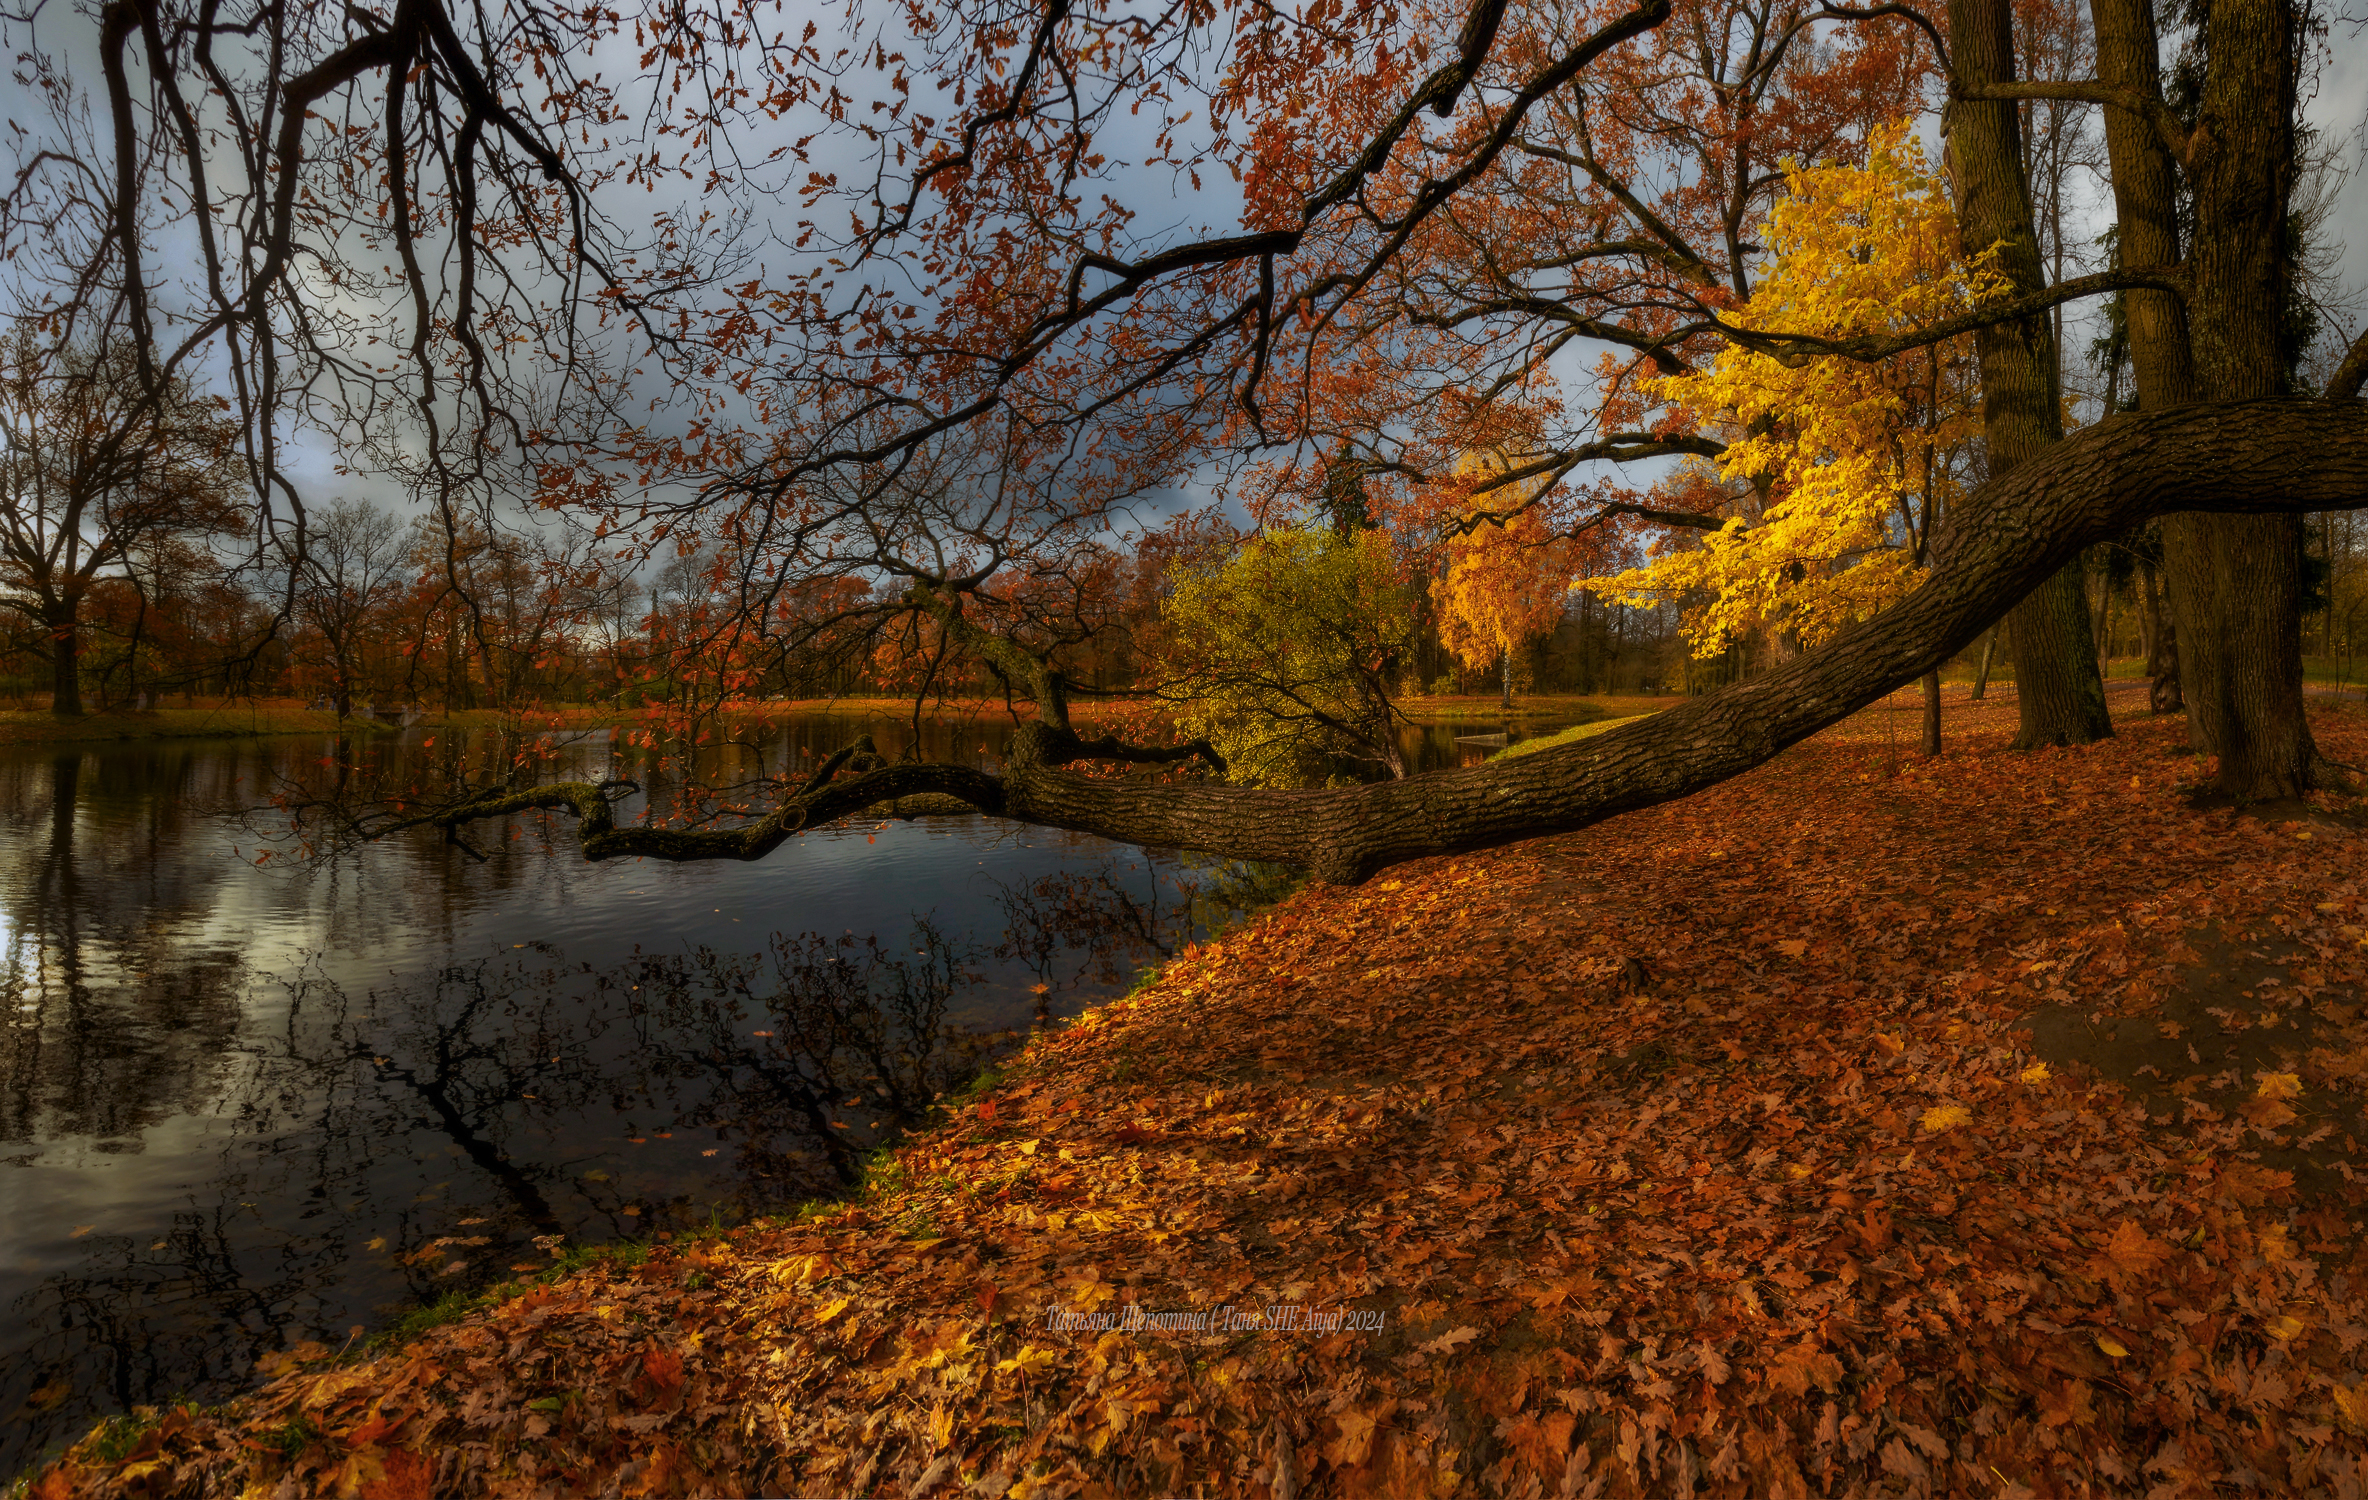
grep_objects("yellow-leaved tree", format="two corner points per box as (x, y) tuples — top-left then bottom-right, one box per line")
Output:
(1579, 120), (1999, 748)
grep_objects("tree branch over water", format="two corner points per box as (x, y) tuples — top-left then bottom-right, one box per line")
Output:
(355, 400), (2368, 883)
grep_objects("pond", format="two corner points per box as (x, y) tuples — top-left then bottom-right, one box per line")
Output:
(0, 707), (1570, 1478)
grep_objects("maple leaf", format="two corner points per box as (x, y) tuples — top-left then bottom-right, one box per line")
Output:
(2242, 1072), (2302, 1128)
(994, 1345), (1058, 1378)
(2087, 1221), (2172, 1290)
(1917, 1104), (1971, 1134)
(1764, 1341), (1844, 1397)
(1325, 1403), (1390, 1468)
(2019, 1062), (2051, 1085)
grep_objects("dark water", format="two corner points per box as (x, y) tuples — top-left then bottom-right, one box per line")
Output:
(0, 709), (1559, 1477)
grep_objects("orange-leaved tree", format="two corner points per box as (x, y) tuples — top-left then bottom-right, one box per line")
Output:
(1433, 452), (1574, 709)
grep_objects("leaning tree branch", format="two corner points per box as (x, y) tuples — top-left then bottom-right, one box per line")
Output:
(978, 399), (2368, 881)
(1712, 264), (2189, 366)
(353, 400), (2368, 885)
(386, 761), (1010, 863)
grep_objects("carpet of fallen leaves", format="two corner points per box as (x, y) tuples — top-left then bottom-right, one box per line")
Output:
(37, 694), (2368, 1499)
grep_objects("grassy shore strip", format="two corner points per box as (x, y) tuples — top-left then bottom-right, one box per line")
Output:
(31, 701), (2368, 1498)
(1490, 714), (1654, 760)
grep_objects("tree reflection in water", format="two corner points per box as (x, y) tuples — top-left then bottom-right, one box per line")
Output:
(989, 852), (1303, 1018)
(2, 925), (985, 1478)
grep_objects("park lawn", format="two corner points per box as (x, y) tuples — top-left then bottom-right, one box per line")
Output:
(1398, 692), (1673, 723)
(33, 696), (2368, 1498)
(1492, 714), (1656, 759)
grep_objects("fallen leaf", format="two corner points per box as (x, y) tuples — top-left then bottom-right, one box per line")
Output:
(1415, 1325), (1483, 1356)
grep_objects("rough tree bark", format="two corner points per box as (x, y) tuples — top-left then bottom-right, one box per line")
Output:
(1947, 0), (2113, 751)
(2176, 0), (2316, 797)
(2097, 0), (2312, 793)
(387, 400), (2368, 885)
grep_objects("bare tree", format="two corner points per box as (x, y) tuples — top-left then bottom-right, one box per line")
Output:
(288, 500), (406, 718)
(0, 331), (242, 715)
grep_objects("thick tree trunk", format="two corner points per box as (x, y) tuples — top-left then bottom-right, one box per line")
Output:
(2141, 560), (2184, 712)
(1947, 0), (2111, 751)
(2007, 569), (2113, 747)
(427, 401), (2368, 884)
(44, 601), (81, 718)
(2098, 0), (2310, 794)
(2176, 0), (2313, 797)
(2170, 515), (2312, 793)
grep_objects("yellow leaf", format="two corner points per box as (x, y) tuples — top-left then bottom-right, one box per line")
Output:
(1776, 939), (1808, 958)
(1326, 1405), (1382, 1468)
(813, 1297), (851, 1323)
(1017, 1138), (1042, 1157)
(2255, 1071), (2303, 1100)
(2334, 1383), (2368, 1434)
(1872, 1032), (1905, 1056)
(995, 1344), (1059, 1377)
(2094, 1334), (2129, 1358)
(2019, 1062), (2051, 1085)
(1918, 1104), (1971, 1134)
(2267, 1314), (2306, 1342)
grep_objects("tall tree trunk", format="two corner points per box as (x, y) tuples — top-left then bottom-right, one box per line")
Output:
(2096, 0), (2202, 729)
(2098, 0), (2309, 795)
(2176, 0), (2313, 798)
(44, 599), (81, 718)
(1500, 650), (1512, 710)
(2094, 558), (2115, 670)
(1970, 625), (1998, 700)
(1921, 669), (1942, 756)
(1947, 0), (2111, 751)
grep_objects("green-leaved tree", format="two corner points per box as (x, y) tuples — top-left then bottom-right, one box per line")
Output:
(1158, 529), (1418, 787)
